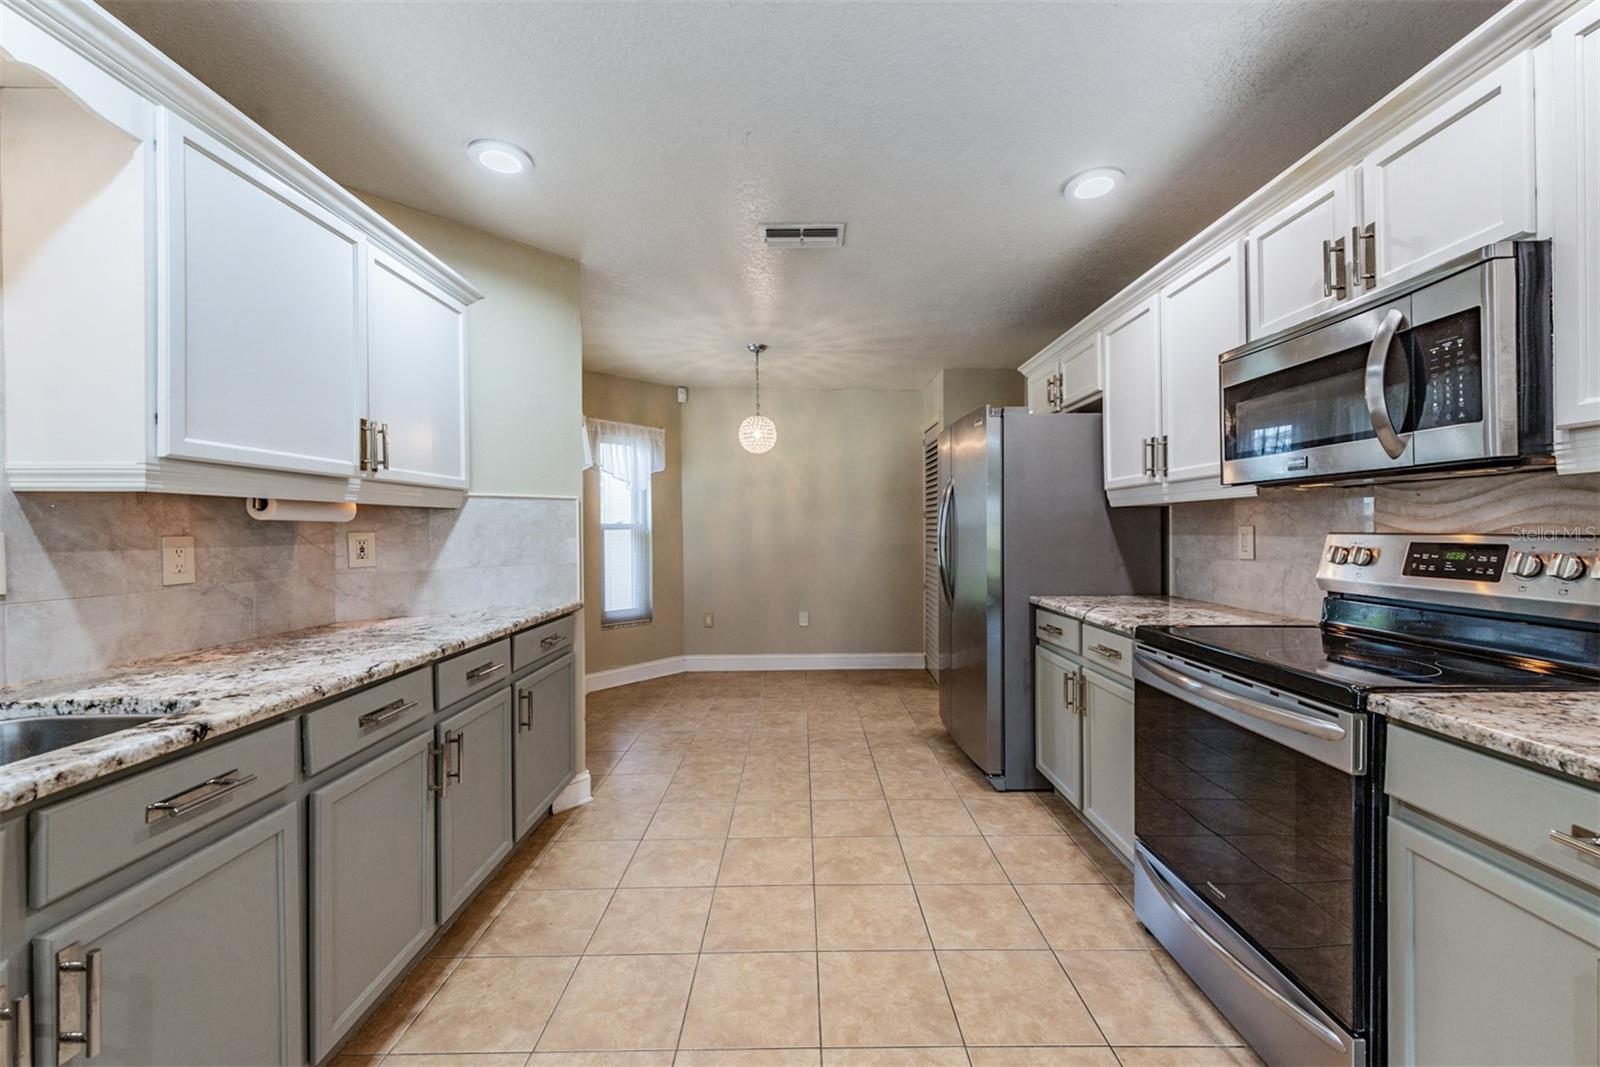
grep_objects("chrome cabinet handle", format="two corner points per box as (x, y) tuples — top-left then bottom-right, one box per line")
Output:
(1040, 623), (1064, 637)
(1064, 670), (1080, 714)
(358, 417), (374, 472)
(358, 698), (417, 730)
(56, 944), (101, 1064)
(1136, 653), (1347, 741)
(445, 731), (464, 784)
(1364, 307), (1409, 460)
(144, 770), (257, 824)
(1157, 435), (1169, 478)
(465, 660), (504, 681)
(1550, 824), (1600, 861)
(1138, 853), (1348, 1053)
(517, 689), (533, 732)
(428, 741), (446, 798)
(1322, 238), (1334, 297)
(1322, 235), (1348, 297)
(0, 986), (31, 1067)
(1356, 222), (1377, 287)
(1088, 643), (1123, 662)
(1141, 437), (1154, 478)
(378, 423), (391, 470)
(539, 634), (565, 649)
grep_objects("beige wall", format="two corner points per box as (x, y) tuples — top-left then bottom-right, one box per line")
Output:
(922, 368), (1025, 432)
(681, 387), (923, 656)
(359, 194), (584, 500)
(582, 372), (685, 671)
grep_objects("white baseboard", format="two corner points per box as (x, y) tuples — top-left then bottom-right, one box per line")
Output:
(551, 770), (592, 812)
(585, 652), (924, 692)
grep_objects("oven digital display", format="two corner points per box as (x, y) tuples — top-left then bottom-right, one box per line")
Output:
(1402, 541), (1508, 580)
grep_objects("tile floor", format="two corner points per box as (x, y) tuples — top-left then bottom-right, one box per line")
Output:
(337, 670), (1261, 1067)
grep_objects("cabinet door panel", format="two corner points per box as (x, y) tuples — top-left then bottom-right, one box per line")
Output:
(310, 733), (437, 1061)
(1081, 669), (1134, 864)
(32, 805), (302, 1067)
(1246, 172), (1353, 338)
(1160, 240), (1246, 485)
(1101, 299), (1162, 491)
(159, 111), (361, 476)
(1363, 53), (1536, 292)
(1058, 334), (1103, 411)
(1026, 363), (1057, 414)
(438, 690), (514, 917)
(368, 251), (469, 488)
(1033, 647), (1081, 807)
(1388, 816), (1600, 1066)
(1554, 1), (1600, 439)
(514, 655), (577, 837)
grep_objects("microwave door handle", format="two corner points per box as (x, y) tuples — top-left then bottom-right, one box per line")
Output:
(1364, 308), (1409, 459)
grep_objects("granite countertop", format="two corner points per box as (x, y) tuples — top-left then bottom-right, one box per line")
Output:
(0, 599), (582, 813)
(1372, 690), (1600, 785)
(1028, 594), (1299, 635)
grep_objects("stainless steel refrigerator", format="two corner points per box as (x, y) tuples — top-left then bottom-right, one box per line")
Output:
(935, 407), (1162, 790)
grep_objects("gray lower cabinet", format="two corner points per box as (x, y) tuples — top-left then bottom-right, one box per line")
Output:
(1080, 666), (1135, 864)
(513, 654), (576, 838)
(1033, 644), (1082, 807)
(30, 803), (303, 1066)
(1388, 814), (1600, 1065)
(309, 732), (437, 1062)
(437, 689), (514, 919)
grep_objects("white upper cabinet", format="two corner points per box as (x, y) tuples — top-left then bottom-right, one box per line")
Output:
(1101, 297), (1162, 492)
(366, 251), (469, 489)
(160, 112), (363, 477)
(1024, 333), (1102, 414)
(1246, 171), (1354, 338)
(1553, 0), (1600, 471)
(1360, 52), (1537, 292)
(1159, 239), (1246, 486)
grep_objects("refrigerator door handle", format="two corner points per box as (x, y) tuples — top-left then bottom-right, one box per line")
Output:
(937, 480), (955, 602)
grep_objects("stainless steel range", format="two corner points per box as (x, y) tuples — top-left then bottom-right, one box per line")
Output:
(1131, 532), (1599, 1066)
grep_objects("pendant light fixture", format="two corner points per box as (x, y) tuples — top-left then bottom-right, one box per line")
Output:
(738, 342), (777, 454)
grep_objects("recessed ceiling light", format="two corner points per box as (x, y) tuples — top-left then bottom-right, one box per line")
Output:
(1063, 167), (1125, 200)
(467, 139), (533, 176)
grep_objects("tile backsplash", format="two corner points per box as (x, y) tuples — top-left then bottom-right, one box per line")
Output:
(0, 491), (577, 687)
(1170, 471), (1599, 620)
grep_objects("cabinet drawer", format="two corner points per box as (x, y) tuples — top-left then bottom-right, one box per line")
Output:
(302, 668), (433, 776)
(29, 719), (297, 907)
(435, 638), (512, 709)
(1387, 726), (1600, 893)
(1034, 611), (1081, 654)
(1081, 626), (1134, 679)
(513, 614), (576, 669)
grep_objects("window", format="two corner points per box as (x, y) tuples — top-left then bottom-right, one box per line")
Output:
(585, 419), (665, 627)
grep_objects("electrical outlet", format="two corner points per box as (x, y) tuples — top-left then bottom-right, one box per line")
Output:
(1236, 525), (1256, 561)
(161, 536), (196, 586)
(348, 531), (376, 569)
(703, 612), (714, 628)
(798, 611), (809, 628)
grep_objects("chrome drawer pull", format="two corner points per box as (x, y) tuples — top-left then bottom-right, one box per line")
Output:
(0, 985), (31, 1067)
(465, 660), (504, 681)
(1088, 643), (1123, 661)
(358, 698), (417, 729)
(56, 945), (100, 1064)
(539, 634), (565, 649)
(144, 770), (257, 824)
(1550, 824), (1600, 861)
(1040, 624), (1064, 636)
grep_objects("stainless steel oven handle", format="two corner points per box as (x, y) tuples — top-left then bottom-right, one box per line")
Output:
(1139, 852), (1348, 1052)
(1364, 307), (1408, 459)
(1135, 653), (1346, 741)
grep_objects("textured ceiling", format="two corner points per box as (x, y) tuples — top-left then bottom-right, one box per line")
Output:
(103, 0), (1502, 390)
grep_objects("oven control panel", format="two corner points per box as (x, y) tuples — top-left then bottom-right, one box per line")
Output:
(1317, 533), (1599, 620)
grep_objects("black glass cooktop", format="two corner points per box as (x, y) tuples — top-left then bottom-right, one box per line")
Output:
(1138, 624), (1596, 709)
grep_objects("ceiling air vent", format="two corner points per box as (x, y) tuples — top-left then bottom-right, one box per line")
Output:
(761, 223), (845, 248)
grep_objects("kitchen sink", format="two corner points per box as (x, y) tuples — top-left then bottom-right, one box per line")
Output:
(0, 715), (164, 766)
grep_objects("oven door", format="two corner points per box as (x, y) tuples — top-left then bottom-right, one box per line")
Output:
(1132, 648), (1370, 1065)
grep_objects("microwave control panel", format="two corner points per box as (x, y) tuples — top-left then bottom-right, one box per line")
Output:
(1412, 309), (1483, 431)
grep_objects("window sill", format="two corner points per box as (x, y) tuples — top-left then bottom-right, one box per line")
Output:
(600, 617), (654, 631)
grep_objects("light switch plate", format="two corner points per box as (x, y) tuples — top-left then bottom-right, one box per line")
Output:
(703, 612), (714, 628)
(161, 536), (196, 586)
(1236, 525), (1256, 561)
(798, 611), (809, 627)
(348, 531), (376, 569)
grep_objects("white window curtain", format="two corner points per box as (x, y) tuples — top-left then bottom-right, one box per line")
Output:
(583, 418), (666, 627)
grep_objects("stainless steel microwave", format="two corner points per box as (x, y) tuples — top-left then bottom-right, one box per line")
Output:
(1219, 241), (1553, 487)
